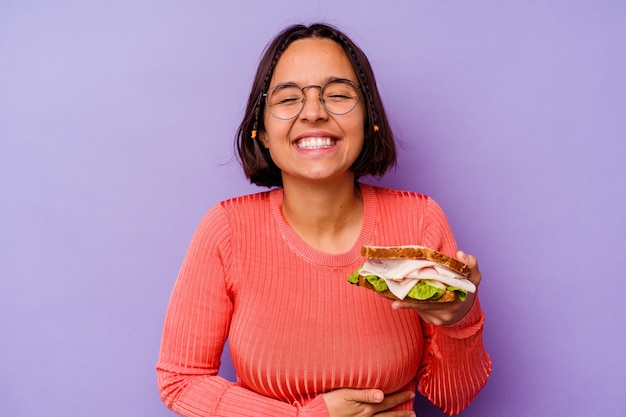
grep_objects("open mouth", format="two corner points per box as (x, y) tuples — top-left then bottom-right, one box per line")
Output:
(295, 137), (337, 149)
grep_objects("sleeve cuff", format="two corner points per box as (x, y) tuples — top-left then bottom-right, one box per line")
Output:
(298, 395), (328, 417)
(439, 295), (485, 339)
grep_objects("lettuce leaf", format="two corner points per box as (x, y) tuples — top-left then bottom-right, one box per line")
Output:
(347, 270), (469, 301)
(407, 280), (445, 300)
(346, 268), (388, 291)
(364, 274), (388, 292)
(446, 286), (468, 302)
(347, 267), (361, 284)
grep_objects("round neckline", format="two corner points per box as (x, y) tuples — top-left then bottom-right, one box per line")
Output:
(269, 183), (377, 267)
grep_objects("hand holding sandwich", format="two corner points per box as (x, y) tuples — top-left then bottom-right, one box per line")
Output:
(391, 250), (481, 326)
(349, 246), (482, 326)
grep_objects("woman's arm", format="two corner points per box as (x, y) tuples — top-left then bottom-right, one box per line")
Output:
(413, 199), (492, 415)
(416, 296), (491, 415)
(155, 206), (328, 417)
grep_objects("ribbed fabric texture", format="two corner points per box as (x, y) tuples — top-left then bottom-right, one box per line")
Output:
(156, 184), (491, 416)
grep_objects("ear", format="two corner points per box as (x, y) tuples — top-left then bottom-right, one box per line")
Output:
(258, 131), (269, 149)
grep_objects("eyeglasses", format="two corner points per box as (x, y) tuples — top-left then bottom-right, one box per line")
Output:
(263, 78), (361, 120)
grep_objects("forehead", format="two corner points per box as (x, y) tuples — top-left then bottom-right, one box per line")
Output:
(270, 38), (357, 85)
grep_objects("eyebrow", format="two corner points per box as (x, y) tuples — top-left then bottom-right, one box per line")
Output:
(269, 77), (357, 90)
(270, 82), (300, 90)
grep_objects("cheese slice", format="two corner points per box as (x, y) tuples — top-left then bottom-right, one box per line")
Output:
(359, 258), (476, 300)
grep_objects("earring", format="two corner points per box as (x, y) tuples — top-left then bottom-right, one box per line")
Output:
(251, 130), (257, 139)
(373, 125), (379, 132)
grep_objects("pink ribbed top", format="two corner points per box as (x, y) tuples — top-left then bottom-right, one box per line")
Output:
(156, 184), (491, 416)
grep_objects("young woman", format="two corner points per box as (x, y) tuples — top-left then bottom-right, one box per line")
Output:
(157, 23), (491, 417)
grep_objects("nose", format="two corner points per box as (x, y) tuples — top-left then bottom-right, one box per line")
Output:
(299, 85), (328, 121)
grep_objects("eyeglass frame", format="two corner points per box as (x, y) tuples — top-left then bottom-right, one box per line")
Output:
(262, 78), (362, 120)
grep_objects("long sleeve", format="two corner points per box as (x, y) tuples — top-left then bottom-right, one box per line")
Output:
(415, 197), (492, 415)
(156, 204), (329, 417)
(417, 298), (491, 415)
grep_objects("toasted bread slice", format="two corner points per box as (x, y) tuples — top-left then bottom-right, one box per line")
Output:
(361, 245), (470, 277)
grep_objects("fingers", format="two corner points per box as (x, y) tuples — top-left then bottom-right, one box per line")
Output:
(457, 250), (481, 287)
(343, 388), (411, 405)
(456, 250), (476, 267)
(324, 388), (416, 417)
(347, 388), (384, 404)
(371, 390), (415, 411)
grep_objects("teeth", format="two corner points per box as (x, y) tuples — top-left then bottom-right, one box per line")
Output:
(297, 137), (334, 149)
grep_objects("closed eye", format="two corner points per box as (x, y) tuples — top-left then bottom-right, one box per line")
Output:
(276, 97), (301, 105)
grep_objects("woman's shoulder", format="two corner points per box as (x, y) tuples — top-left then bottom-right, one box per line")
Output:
(365, 183), (433, 204)
(364, 183), (447, 220)
(193, 190), (275, 239)
(217, 189), (273, 210)
(197, 190), (274, 224)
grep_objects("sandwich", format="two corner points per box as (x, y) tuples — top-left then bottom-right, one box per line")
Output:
(348, 245), (476, 303)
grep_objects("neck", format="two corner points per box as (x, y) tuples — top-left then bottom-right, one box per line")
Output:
(281, 176), (364, 253)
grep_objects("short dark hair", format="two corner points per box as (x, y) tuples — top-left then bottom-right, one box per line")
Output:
(235, 23), (396, 188)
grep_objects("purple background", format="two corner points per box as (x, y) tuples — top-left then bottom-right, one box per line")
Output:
(2, 1), (625, 416)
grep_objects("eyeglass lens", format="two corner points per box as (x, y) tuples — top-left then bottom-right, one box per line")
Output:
(265, 79), (359, 120)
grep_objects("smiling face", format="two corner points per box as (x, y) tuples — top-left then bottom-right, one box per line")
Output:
(259, 38), (366, 186)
